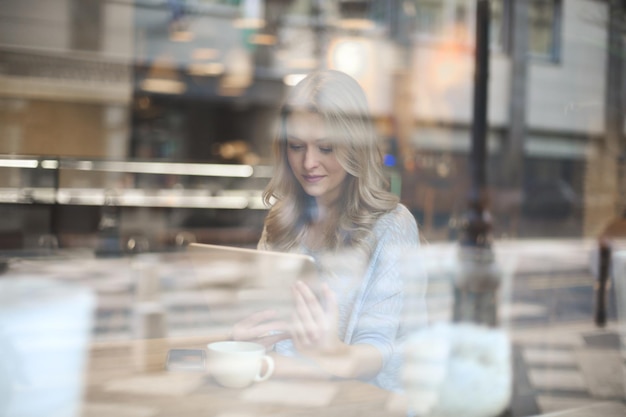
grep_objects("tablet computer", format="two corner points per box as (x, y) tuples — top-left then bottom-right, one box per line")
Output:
(185, 243), (319, 339)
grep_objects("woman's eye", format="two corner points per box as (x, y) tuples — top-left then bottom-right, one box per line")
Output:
(288, 143), (304, 151)
(319, 146), (333, 154)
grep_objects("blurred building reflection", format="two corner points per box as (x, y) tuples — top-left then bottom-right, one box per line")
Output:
(0, 0), (623, 250)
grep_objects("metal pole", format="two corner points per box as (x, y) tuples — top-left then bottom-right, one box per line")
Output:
(461, 0), (492, 249)
(471, 0), (489, 192)
(502, 0), (529, 238)
(595, 238), (611, 327)
(454, 0), (499, 326)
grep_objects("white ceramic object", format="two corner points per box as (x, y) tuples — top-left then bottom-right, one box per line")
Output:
(404, 322), (512, 417)
(207, 341), (274, 388)
(0, 277), (95, 417)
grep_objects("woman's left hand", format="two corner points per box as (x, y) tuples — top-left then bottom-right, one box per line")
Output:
(290, 280), (384, 380)
(231, 309), (290, 348)
(290, 281), (342, 355)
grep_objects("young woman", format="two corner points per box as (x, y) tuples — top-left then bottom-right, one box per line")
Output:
(233, 69), (420, 392)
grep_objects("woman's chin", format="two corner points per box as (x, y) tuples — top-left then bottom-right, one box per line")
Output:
(301, 186), (324, 198)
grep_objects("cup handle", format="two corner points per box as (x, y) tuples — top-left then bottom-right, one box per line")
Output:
(255, 355), (274, 382)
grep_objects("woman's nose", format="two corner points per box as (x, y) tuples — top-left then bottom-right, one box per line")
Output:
(303, 149), (319, 169)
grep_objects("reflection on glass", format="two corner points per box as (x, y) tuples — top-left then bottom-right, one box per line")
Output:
(416, 0), (445, 36)
(37, 234), (59, 251)
(175, 231), (197, 249)
(126, 235), (150, 255)
(529, 0), (559, 59)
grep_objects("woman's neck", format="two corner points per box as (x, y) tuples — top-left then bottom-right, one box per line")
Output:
(312, 203), (333, 224)
(304, 203), (339, 250)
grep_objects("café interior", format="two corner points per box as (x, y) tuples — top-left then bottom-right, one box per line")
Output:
(0, 1), (625, 417)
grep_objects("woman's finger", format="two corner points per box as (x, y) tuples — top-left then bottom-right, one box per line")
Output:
(238, 309), (278, 327)
(241, 320), (290, 339)
(255, 332), (291, 348)
(296, 281), (326, 322)
(232, 309), (285, 341)
(293, 285), (319, 341)
(291, 311), (311, 347)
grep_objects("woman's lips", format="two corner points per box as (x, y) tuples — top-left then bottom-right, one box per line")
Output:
(303, 175), (324, 183)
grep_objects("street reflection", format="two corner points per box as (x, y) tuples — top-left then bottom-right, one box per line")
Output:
(0, 0), (625, 416)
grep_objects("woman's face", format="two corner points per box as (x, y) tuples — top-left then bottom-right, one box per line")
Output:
(285, 111), (348, 208)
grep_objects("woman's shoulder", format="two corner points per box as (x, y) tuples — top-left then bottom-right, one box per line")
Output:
(376, 203), (416, 226)
(373, 203), (419, 241)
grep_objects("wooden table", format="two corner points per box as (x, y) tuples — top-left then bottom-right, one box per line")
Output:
(82, 337), (407, 417)
(7, 252), (624, 417)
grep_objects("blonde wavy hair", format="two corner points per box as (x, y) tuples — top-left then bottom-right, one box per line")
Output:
(262, 70), (398, 255)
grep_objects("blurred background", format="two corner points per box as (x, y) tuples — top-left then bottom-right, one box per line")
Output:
(0, 0), (623, 251)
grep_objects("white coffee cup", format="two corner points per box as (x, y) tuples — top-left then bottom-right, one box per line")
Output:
(207, 341), (274, 388)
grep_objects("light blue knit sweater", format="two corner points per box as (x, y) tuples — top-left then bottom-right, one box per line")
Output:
(258, 203), (422, 392)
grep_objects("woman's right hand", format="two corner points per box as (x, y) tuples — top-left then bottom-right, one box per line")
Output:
(231, 309), (290, 348)
(291, 281), (341, 355)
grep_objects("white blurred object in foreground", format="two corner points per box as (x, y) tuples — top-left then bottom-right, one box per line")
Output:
(404, 322), (511, 417)
(0, 278), (95, 417)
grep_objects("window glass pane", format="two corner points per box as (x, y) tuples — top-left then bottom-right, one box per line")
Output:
(529, 0), (557, 58)
(453, 1), (469, 26)
(70, 0), (102, 51)
(490, 0), (506, 50)
(286, 0), (310, 17)
(416, 0), (445, 36)
(452, 0), (471, 42)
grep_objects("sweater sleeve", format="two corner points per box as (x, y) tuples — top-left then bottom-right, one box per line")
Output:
(350, 205), (425, 391)
(350, 205), (420, 369)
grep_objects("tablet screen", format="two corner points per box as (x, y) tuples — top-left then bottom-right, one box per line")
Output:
(185, 243), (319, 339)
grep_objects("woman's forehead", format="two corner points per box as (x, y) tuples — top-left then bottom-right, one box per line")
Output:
(285, 111), (327, 141)
(286, 111), (354, 143)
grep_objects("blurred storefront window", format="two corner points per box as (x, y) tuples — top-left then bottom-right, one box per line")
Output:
(70, 0), (102, 52)
(415, 0), (562, 62)
(416, 0), (446, 38)
(529, 0), (561, 61)
(415, 0), (474, 43)
(0, 0), (620, 248)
